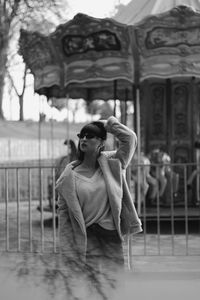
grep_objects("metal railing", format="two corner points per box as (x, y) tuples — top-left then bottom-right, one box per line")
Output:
(0, 163), (200, 257)
(0, 165), (57, 253)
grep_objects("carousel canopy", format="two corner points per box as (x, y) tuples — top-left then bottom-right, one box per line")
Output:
(19, 5), (200, 99)
(19, 13), (134, 100)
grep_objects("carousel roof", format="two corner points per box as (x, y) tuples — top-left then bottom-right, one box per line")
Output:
(114, 0), (200, 24)
(19, 4), (200, 100)
(131, 5), (200, 81)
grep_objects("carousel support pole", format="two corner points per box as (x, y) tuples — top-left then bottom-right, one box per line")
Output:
(47, 97), (55, 211)
(131, 25), (142, 213)
(65, 94), (70, 157)
(124, 88), (133, 271)
(38, 95), (44, 251)
(38, 97), (42, 199)
(113, 80), (117, 117)
(133, 84), (141, 215)
(192, 76), (200, 204)
(125, 89), (128, 125)
(127, 84), (141, 271)
(113, 80), (117, 149)
(125, 88), (131, 188)
(129, 26), (141, 269)
(191, 77), (199, 203)
(49, 98), (55, 163)
(136, 85), (142, 215)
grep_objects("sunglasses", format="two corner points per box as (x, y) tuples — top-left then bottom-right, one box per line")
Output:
(77, 133), (97, 139)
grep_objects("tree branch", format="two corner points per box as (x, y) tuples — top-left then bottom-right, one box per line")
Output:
(21, 65), (28, 96)
(9, 0), (21, 24)
(7, 69), (20, 97)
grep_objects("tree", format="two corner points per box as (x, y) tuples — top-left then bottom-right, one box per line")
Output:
(99, 101), (113, 119)
(86, 100), (113, 119)
(0, 0), (69, 119)
(7, 64), (28, 121)
(86, 100), (102, 116)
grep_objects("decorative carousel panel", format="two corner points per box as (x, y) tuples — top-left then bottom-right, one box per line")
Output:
(131, 5), (200, 80)
(171, 83), (191, 140)
(148, 84), (167, 140)
(51, 13), (134, 86)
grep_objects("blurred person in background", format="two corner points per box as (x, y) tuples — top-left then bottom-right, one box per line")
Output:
(131, 152), (158, 206)
(38, 139), (77, 212)
(55, 139), (77, 180)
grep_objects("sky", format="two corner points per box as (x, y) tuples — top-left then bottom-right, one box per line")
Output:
(67, 0), (131, 18)
(3, 0), (131, 122)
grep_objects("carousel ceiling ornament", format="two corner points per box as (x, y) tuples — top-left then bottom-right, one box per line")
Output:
(19, 13), (135, 101)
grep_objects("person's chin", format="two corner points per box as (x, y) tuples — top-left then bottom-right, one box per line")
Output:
(80, 144), (87, 151)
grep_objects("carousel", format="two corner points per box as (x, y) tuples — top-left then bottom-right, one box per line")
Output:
(19, 5), (200, 212)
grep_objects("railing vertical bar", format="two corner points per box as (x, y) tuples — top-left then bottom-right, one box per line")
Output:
(127, 234), (133, 270)
(141, 164), (147, 255)
(52, 167), (57, 253)
(184, 165), (189, 255)
(40, 167), (44, 252)
(170, 164), (176, 256)
(5, 169), (9, 251)
(16, 168), (21, 252)
(126, 164), (133, 269)
(156, 165), (161, 255)
(28, 168), (33, 252)
(196, 165), (200, 203)
(170, 165), (175, 256)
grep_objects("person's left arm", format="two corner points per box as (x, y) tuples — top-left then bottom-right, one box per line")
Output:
(102, 116), (137, 169)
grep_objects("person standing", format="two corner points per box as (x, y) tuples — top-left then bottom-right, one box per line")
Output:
(56, 116), (142, 272)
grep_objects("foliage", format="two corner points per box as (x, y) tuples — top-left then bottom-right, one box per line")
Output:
(0, 0), (69, 120)
(86, 100), (113, 119)
(100, 101), (114, 119)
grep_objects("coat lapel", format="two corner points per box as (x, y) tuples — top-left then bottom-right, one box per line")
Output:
(56, 161), (86, 235)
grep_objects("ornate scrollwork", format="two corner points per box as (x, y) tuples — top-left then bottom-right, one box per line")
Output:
(62, 30), (121, 57)
(173, 85), (188, 137)
(170, 5), (197, 21)
(151, 85), (165, 138)
(146, 26), (200, 50)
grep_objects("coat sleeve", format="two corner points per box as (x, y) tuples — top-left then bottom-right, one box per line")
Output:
(57, 195), (77, 258)
(105, 116), (137, 169)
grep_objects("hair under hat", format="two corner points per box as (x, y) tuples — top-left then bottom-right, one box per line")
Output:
(80, 121), (107, 140)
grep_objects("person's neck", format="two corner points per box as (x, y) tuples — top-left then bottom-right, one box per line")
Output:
(82, 155), (98, 170)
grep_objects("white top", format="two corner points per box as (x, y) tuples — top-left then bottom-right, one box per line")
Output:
(74, 168), (115, 230)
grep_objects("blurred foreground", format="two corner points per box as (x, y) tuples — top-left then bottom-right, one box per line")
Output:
(0, 200), (199, 300)
(0, 252), (199, 300)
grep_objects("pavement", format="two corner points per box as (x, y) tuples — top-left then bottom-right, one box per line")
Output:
(0, 253), (200, 300)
